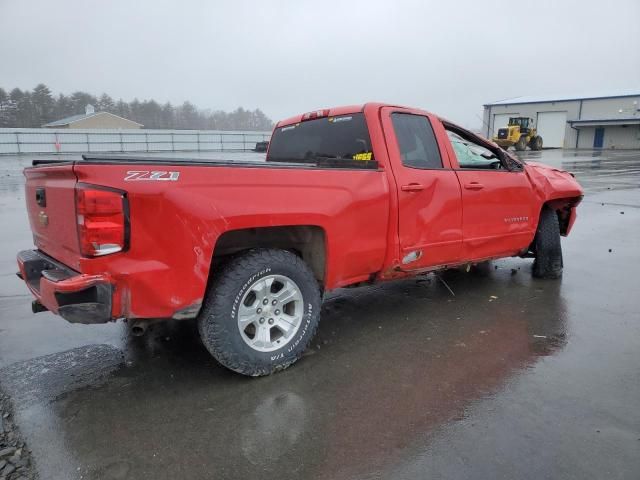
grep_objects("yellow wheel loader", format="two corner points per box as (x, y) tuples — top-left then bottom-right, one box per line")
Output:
(492, 117), (543, 151)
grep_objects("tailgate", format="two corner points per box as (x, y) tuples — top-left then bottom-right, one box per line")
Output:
(24, 164), (81, 269)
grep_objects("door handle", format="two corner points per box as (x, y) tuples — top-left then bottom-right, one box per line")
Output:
(464, 182), (484, 190)
(401, 183), (424, 192)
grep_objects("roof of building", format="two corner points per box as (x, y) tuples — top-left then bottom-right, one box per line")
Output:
(484, 89), (640, 107)
(568, 118), (640, 127)
(42, 111), (143, 127)
(43, 112), (95, 126)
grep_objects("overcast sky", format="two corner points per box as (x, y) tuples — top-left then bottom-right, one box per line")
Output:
(1, 0), (639, 128)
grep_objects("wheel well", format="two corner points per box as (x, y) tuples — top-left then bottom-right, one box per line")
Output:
(543, 197), (581, 235)
(212, 226), (326, 283)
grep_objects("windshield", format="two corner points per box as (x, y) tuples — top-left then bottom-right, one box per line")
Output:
(267, 113), (373, 163)
(509, 117), (529, 128)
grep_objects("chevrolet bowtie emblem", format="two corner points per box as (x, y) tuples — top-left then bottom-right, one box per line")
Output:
(38, 211), (49, 226)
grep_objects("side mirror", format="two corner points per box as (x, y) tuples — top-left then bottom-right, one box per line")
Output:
(498, 149), (524, 171)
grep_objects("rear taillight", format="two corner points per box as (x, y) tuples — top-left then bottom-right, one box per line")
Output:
(75, 184), (128, 257)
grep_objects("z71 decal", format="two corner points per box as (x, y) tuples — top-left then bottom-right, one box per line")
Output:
(124, 171), (180, 181)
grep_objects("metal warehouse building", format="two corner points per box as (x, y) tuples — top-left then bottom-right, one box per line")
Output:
(483, 90), (640, 149)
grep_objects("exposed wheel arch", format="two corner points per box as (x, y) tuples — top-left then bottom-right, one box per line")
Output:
(543, 197), (582, 235)
(211, 225), (327, 285)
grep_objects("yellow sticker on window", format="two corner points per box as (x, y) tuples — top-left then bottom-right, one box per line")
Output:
(353, 152), (373, 161)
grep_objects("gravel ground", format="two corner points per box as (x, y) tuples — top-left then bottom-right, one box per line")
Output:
(0, 391), (36, 480)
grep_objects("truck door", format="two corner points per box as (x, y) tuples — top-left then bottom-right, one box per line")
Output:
(381, 108), (463, 270)
(443, 125), (537, 259)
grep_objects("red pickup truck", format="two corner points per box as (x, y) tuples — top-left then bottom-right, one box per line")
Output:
(17, 103), (583, 376)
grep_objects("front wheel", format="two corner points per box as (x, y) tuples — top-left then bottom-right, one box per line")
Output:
(532, 207), (563, 279)
(515, 136), (527, 151)
(198, 248), (321, 376)
(530, 136), (543, 151)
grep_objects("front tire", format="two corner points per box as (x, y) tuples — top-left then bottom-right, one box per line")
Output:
(529, 136), (543, 151)
(532, 207), (563, 279)
(515, 136), (527, 151)
(198, 249), (321, 376)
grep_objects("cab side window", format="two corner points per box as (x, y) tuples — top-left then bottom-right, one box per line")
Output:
(448, 131), (495, 168)
(391, 113), (443, 169)
(445, 127), (521, 171)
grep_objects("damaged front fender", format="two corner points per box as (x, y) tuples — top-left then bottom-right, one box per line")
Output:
(525, 162), (584, 235)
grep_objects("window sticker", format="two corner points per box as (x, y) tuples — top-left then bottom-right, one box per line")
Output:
(328, 116), (353, 124)
(280, 123), (299, 132)
(353, 152), (373, 161)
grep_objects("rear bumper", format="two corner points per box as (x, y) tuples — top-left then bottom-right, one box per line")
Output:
(17, 250), (113, 324)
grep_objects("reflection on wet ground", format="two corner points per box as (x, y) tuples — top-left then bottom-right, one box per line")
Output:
(0, 150), (639, 479)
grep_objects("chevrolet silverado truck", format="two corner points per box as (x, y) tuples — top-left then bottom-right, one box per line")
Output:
(17, 103), (583, 376)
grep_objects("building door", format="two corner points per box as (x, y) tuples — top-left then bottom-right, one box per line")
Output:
(593, 127), (605, 148)
(492, 113), (513, 137)
(536, 111), (568, 148)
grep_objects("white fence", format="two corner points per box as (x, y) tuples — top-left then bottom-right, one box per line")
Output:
(0, 128), (271, 155)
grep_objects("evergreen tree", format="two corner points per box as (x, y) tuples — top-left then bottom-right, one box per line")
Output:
(177, 101), (199, 129)
(115, 99), (131, 119)
(0, 84), (275, 130)
(10, 88), (34, 127)
(31, 83), (55, 125)
(139, 100), (162, 128)
(97, 93), (116, 113)
(0, 88), (16, 127)
(69, 91), (98, 114)
(54, 93), (74, 119)
(160, 102), (174, 129)
(128, 98), (142, 124)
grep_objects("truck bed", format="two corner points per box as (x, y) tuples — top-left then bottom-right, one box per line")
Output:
(22, 152), (392, 320)
(31, 154), (379, 170)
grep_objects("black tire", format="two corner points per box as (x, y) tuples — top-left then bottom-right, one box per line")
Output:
(501, 145), (510, 151)
(532, 207), (563, 279)
(515, 136), (527, 151)
(529, 136), (543, 151)
(198, 248), (321, 376)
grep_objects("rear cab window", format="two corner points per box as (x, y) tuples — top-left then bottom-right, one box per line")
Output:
(266, 113), (375, 167)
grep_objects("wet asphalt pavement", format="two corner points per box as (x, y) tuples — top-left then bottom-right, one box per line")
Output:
(0, 149), (639, 479)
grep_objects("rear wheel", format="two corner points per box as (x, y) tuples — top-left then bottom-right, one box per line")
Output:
(532, 207), (563, 279)
(515, 136), (527, 151)
(198, 249), (321, 376)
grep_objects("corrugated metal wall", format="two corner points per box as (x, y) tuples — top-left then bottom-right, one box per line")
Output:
(483, 95), (640, 149)
(0, 128), (271, 155)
